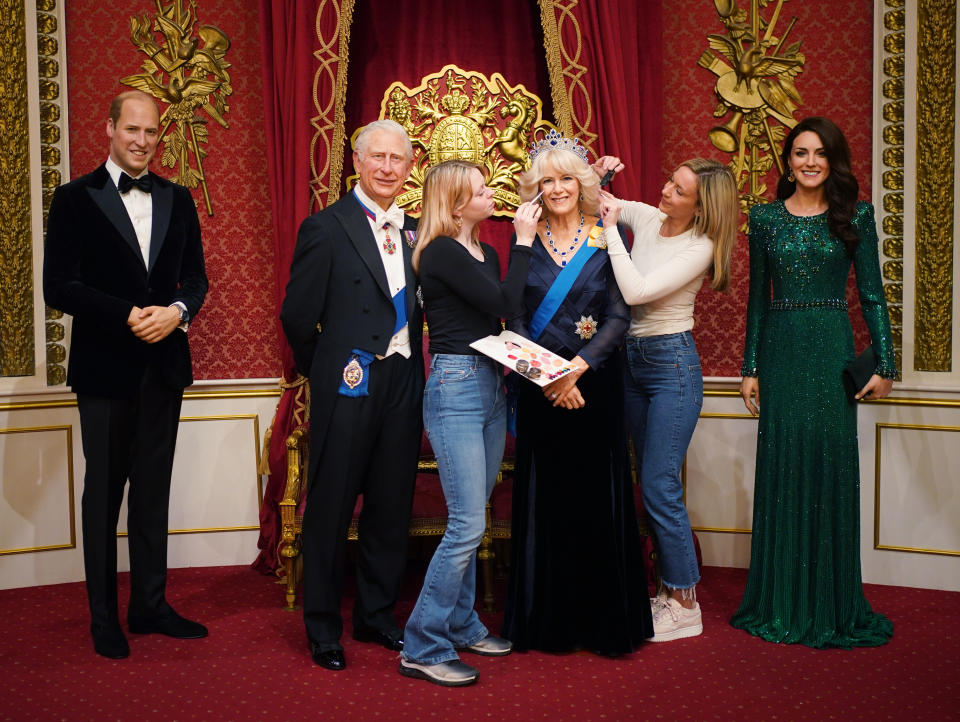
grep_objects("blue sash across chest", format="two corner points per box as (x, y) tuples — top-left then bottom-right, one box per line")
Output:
(528, 243), (599, 341)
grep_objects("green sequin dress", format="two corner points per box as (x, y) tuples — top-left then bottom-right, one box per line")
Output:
(731, 200), (897, 649)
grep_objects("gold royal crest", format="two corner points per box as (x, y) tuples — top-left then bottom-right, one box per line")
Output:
(347, 64), (558, 218)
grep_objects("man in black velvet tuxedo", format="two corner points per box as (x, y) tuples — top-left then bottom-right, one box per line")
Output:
(43, 90), (209, 659)
(281, 119), (424, 671)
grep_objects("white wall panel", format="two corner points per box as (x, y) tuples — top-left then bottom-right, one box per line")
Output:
(874, 424), (960, 554)
(0, 425), (75, 554)
(687, 388), (960, 592)
(0, 386), (279, 590)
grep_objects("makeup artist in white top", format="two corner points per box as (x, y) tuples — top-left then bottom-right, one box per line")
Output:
(592, 156), (738, 643)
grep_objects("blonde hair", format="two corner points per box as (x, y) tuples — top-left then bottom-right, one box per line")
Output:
(517, 149), (600, 217)
(681, 158), (738, 292)
(412, 160), (483, 272)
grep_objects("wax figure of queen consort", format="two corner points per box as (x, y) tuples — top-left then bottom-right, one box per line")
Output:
(281, 119), (424, 672)
(43, 90), (209, 659)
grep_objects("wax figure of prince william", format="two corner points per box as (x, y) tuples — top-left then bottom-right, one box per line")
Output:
(281, 119), (424, 672)
(43, 90), (208, 659)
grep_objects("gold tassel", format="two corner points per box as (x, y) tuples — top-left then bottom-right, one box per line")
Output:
(257, 421), (273, 476)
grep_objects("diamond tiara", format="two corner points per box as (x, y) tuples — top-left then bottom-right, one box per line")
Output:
(529, 129), (590, 164)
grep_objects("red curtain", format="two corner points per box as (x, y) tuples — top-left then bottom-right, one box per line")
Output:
(253, 0), (324, 574)
(259, 0), (322, 312)
(570, 1), (663, 204)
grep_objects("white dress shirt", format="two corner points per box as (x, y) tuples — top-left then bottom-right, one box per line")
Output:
(106, 156), (152, 268)
(105, 157), (188, 329)
(353, 185), (411, 359)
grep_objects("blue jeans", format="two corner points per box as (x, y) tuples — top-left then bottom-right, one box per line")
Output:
(623, 332), (702, 590)
(402, 354), (505, 664)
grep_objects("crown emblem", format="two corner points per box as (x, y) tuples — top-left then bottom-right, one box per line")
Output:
(351, 64), (559, 218)
(529, 129), (590, 164)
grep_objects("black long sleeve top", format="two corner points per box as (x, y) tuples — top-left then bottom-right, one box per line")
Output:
(419, 235), (533, 355)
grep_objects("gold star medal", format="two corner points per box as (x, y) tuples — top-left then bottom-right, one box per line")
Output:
(586, 224), (606, 248)
(575, 315), (597, 340)
(343, 356), (364, 389)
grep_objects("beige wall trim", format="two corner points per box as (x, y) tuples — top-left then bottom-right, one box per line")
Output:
(874, 421), (960, 556)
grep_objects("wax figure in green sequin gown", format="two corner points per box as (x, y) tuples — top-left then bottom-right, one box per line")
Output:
(731, 198), (897, 648)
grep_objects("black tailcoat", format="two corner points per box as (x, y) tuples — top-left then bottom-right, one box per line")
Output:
(281, 192), (424, 644)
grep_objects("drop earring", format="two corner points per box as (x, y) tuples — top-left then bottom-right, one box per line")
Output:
(787, 169), (795, 182)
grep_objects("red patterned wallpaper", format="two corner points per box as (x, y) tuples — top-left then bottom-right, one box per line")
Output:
(662, 0), (875, 377)
(62, 1), (877, 381)
(65, 1), (280, 380)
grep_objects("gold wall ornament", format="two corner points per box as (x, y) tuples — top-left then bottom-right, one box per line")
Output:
(0, 0), (35, 378)
(880, 0), (905, 374)
(121, 0), (232, 216)
(349, 65), (559, 217)
(698, 0), (806, 223)
(913, 0), (955, 372)
(37, 0), (68, 386)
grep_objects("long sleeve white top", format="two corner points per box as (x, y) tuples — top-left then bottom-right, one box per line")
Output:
(605, 200), (714, 338)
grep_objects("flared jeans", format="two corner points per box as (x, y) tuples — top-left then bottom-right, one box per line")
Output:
(402, 354), (505, 664)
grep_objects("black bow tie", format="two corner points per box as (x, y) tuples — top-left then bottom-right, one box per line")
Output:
(118, 172), (153, 194)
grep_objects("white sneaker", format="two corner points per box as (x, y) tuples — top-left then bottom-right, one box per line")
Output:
(457, 635), (513, 657)
(399, 658), (479, 687)
(650, 588), (669, 612)
(650, 598), (702, 642)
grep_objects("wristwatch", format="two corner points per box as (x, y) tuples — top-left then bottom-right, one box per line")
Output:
(172, 302), (188, 323)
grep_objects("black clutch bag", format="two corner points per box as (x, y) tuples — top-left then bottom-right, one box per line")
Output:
(843, 345), (876, 402)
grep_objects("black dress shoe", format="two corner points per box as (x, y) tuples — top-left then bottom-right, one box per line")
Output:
(91, 623), (130, 659)
(353, 626), (403, 651)
(128, 609), (208, 639)
(310, 643), (346, 671)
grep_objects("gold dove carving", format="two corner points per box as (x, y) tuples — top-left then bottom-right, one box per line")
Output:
(121, 0), (232, 216)
(699, 0), (806, 223)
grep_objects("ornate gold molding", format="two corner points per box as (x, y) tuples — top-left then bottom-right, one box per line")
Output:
(914, 0), (956, 371)
(37, 0), (67, 386)
(0, 0), (34, 378)
(538, 0), (595, 157)
(312, 0), (356, 209)
(880, 0), (905, 374)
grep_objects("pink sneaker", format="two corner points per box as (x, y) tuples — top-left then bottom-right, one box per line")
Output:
(650, 598), (702, 642)
(650, 588), (669, 612)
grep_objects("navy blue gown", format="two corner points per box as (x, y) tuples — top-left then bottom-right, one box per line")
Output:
(502, 236), (653, 655)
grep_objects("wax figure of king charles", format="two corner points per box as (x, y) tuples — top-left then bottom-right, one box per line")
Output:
(281, 119), (424, 672)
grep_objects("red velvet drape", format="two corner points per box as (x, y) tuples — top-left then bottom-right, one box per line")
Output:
(253, 0), (324, 574)
(568, 1), (663, 204)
